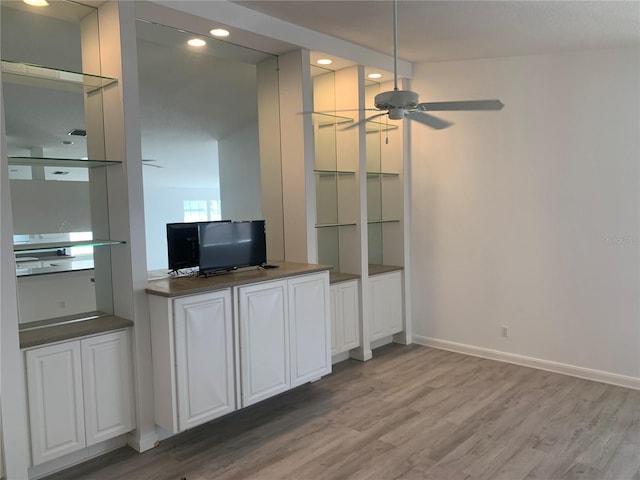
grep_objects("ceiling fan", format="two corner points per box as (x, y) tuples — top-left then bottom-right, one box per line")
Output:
(348, 0), (504, 130)
(142, 159), (164, 168)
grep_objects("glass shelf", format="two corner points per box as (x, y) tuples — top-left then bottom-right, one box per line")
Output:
(367, 219), (401, 225)
(14, 239), (126, 253)
(366, 171), (400, 177)
(366, 120), (399, 133)
(312, 112), (354, 127)
(1, 60), (117, 94)
(314, 169), (356, 176)
(9, 156), (122, 168)
(315, 222), (357, 229)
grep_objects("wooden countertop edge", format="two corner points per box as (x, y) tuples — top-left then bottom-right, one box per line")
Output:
(368, 264), (404, 276)
(329, 272), (360, 284)
(20, 315), (133, 349)
(146, 262), (332, 298)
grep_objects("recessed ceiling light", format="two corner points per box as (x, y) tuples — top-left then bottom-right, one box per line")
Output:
(368, 73), (382, 79)
(187, 38), (206, 47)
(210, 28), (230, 37)
(317, 59), (333, 65)
(23, 0), (49, 6)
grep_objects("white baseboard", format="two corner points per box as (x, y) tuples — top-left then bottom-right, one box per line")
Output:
(332, 351), (350, 365)
(413, 335), (640, 391)
(127, 430), (158, 453)
(29, 436), (127, 479)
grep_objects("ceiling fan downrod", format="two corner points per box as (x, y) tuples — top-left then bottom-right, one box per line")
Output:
(393, 0), (398, 91)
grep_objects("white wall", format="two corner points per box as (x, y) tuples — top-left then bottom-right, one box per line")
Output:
(218, 121), (262, 221)
(411, 47), (640, 384)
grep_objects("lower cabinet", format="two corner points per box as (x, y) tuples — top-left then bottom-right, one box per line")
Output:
(237, 281), (290, 407)
(173, 290), (235, 432)
(24, 329), (134, 466)
(149, 289), (235, 434)
(149, 270), (331, 431)
(237, 272), (331, 407)
(369, 271), (403, 341)
(330, 280), (360, 356)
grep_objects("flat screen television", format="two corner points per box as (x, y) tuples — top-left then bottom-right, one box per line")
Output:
(166, 220), (231, 272)
(166, 222), (200, 272)
(198, 220), (266, 274)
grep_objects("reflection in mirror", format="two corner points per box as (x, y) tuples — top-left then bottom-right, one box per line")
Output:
(1, 0), (114, 323)
(136, 20), (280, 271)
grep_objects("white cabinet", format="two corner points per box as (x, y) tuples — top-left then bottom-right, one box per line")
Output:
(25, 329), (133, 466)
(330, 280), (360, 355)
(149, 269), (331, 425)
(369, 271), (403, 341)
(81, 331), (134, 446)
(238, 281), (290, 407)
(149, 289), (235, 434)
(25, 341), (85, 466)
(174, 291), (235, 431)
(289, 273), (331, 387)
(237, 272), (331, 407)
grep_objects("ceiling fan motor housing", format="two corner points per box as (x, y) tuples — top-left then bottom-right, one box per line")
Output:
(374, 90), (419, 111)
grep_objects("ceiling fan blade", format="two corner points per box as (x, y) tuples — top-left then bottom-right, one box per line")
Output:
(418, 100), (504, 111)
(341, 112), (387, 130)
(406, 111), (452, 129)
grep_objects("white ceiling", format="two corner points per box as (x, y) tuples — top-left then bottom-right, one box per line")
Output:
(235, 0), (640, 63)
(4, 0), (638, 187)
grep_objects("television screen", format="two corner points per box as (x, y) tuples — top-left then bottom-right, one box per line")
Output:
(166, 220), (232, 272)
(198, 220), (266, 274)
(166, 222), (199, 272)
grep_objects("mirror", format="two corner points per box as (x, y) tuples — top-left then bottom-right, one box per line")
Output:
(136, 20), (282, 272)
(1, 0), (114, 324)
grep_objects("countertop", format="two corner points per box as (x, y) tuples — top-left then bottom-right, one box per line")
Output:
(368, 264), (404, 276)
(20, 314), (133, 349)
(146, 261), (332, 298)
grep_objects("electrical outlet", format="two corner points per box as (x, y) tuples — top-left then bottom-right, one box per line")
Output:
(501, 325), (508, 338)
(59, 300), (66, 309)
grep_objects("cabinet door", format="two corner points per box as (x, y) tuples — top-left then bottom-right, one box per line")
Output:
(338, 280), (360, 351)
(81, 330), (134, 446)
(289, 273), (331, 387)
(369, 274), (388, 341)
(238, 281), (289, 407)
(174, 290), (235, 431)
(330, 284), (339, 355)
(385, 271), (403, 335)
(369, 272), (403, 341)
(26, 341), (85, 466)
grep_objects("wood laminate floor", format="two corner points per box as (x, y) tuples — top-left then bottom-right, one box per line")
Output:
(45, 345), (640, 480)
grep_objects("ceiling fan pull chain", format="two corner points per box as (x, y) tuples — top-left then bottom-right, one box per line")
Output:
(385, 116), (390, 144)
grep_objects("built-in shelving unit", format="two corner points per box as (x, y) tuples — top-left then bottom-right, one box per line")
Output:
(1, 60), (117, 93)
(2, 58), (122, 322)
(14, 239), (126, 253)
(312, 66), (361, 275)
(365, 80), (404, 270)
(8, 156), (121, 168)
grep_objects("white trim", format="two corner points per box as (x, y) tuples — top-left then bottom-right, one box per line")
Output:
(413, 335), (640, 391)
(28, 436), (127, 480)
(332, 351), (350, 365)
(126, 431), (158, 453)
